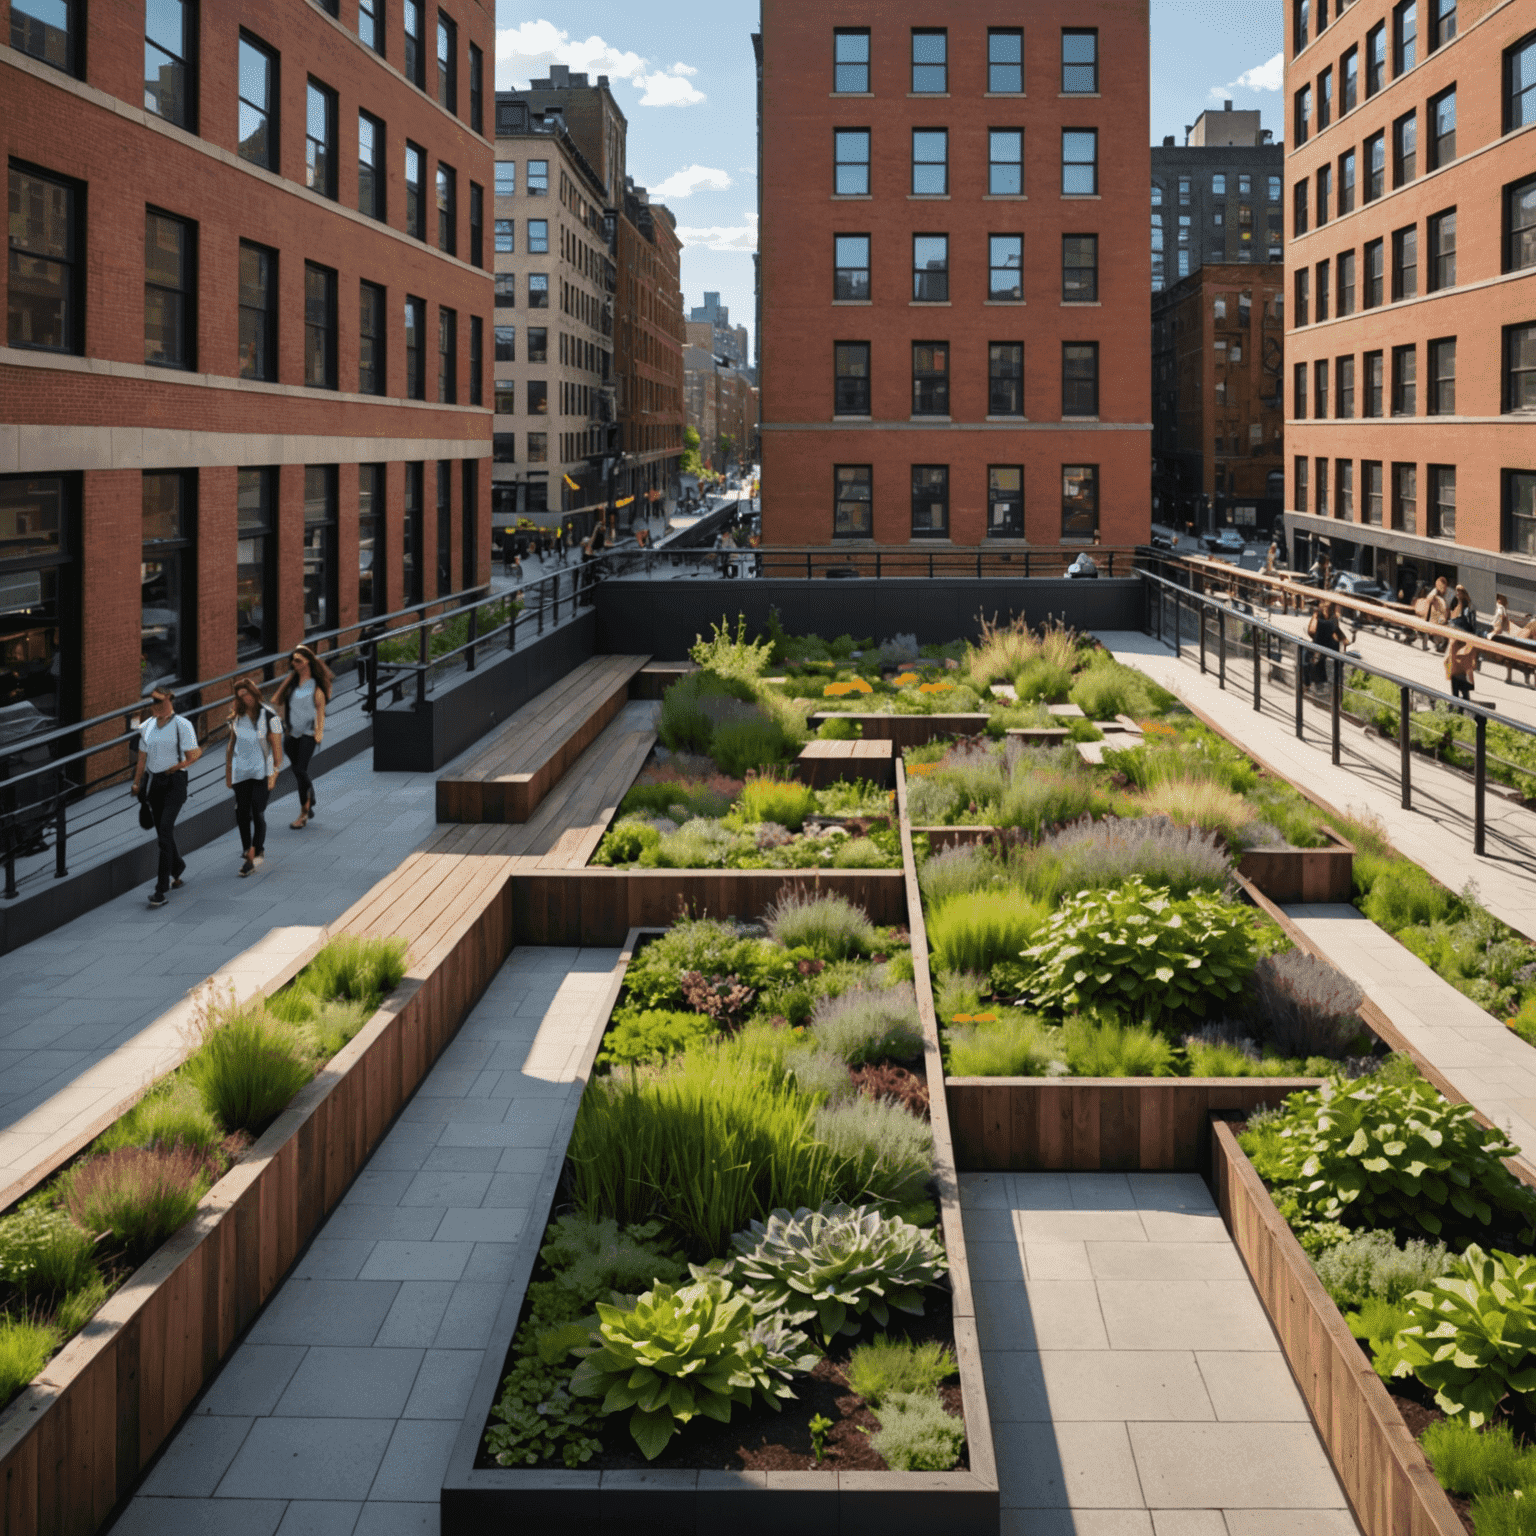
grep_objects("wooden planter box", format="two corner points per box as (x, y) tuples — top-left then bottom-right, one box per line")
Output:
(1004, 727), (1069, 746)
(806, 713), (990, 748)
(795, 739), (895, 788)
(0, 881), (514, 1536)
(1211, 1118), (1463, 1536)
(1237, 826), (1355, 904)
(910, 826), (998, 853)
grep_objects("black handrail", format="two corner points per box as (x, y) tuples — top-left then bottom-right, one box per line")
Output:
(594, 543), (1139, 581)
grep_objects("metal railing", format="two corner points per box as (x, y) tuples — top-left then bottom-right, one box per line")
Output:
(1139, 565), (1536, 857)
(596, 542), (1140, 581)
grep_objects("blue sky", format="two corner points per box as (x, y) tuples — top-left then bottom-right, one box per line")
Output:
(495, 1), (1285, 359)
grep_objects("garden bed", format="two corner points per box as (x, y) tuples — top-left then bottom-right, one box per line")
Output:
(1236, 824), (1354, 904)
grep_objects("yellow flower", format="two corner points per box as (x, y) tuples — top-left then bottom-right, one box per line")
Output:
(893, 671), (920, 686)
(973, 1012), (998, 1022)
(918, 680), (953, 695)
(950, 1013), (974, 1024)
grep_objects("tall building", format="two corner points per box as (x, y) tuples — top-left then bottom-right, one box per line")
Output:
(1151, 106), (1285, 292)
(2, 0), (494, 742)
(689, 291), (751, 373)
(1152, 264), (1287, 535)
(758, 1), (1151, 547)
(492, 96), (618, 531)
(1282, 0), (1536, 608)
(684, 327), (759, 469)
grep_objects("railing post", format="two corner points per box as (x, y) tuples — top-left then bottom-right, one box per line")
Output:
(928, 551), (934, 579)
(1172, 588), (1181, 660)
(54, 798), (67, 879)
(1474, 712), (1487, 856)
(466, 604), (478, 672)
(806, 552), (812, 580)
(416, 618), (428, 707)
(1199, 602), (1207, 674)
(1253, 626), (1261, 712)
(366, 636), (379, 714)
(1295, 641), (1305, 739)
(876, 551), (881, 580)
(1025, 551), (1032, 578)
(1217, 608), (1227, 689)
(1399, 684), (1412, 809)
(1330, 658), (1342, 765)
(976, 550), (982, 579)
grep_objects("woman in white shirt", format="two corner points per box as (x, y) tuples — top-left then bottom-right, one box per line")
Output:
(273, 644), (331, 830)
(129, 686), (202, 907)
(225, 678), (283, 877)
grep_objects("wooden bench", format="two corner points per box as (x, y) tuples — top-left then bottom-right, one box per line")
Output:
(806, 713), (989, 748)
(796, 738), (895, 788)
(435, 653), (649, 823)
(630, 660), (697, 700)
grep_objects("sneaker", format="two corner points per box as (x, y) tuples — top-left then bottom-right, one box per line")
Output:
(252, 853), (265, 867)
(171, 877), (184, 889)
(148, 891), (168, 908)
(238, 858), (255, 878)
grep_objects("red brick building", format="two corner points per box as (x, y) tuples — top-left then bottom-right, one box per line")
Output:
(757, 0), (1151, 547)
(1283, 0), (1536, 609)
(2, 0), (493, 741)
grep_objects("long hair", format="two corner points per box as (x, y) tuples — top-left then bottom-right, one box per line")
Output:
(230, 677), (265, 724)
(275, 643), (334, 705)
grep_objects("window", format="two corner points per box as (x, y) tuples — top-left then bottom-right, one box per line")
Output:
(494, 378), (514, 413)
(1392, 225), (1418, 299)
(1316, 257), (1330, 321)
(527, 160), (547, 195)
(1062, 131), (1097, 194)
(834, 30), (870, 93)
(834, 466), (872, 538)
(989, 30), (1023, 93)
(1365, 350), (1384, 414)
(469, 42), (483, 133)
(1062, 465), (1098, 539)
(1062, 342), (1098, 416)
(304, 80), (337, 199)
(989, 131), (1022, 195)
(405, 295), (425, 398)
(913, 235), (948, 301)
(141, 471), (194, 687)
(1062, 30), (1098, 92)
(437, 163), (456, 254)
(527, 327), (546, 362)
(1316, 164), (1331, 225)
(1268, 174), (1281, 201)
(1365, 461), (1383, 524)
(1295, 0), (1309, 53)
(1295, 267), (1310, 326)
(7, 165), (81, 354)
(1393, 110), (1416, 186)
(1314, 358), (1329, 418)
(145, 0), (193, 129)
(358, 111), (384, 219)
(469, 182), (482, 268)
(1392, 463), (1417, 532)
(437, 11), (457, 113)
(990, 234), (1023, 300)
(1361, 237), (1383, 308)
(1393, 0), (1417, 74)
(1507, 178), (1536, 272)
(1508, 33), (1536, 130)
(1336, 459), (1354, 519)
(1315, 456), (1329, 517)
(1063, 235), (1097, 301)
(1338, 249), (1356, 314)
(1294, 456), (1309, 513)
(1292, 178), (1308, 237)
(405, 143), (425, 238)
(1425, 465), (1455, 538)
(496, 161), (515, 197)
(238, 240), (277, 381)
(438, 306), (456, 403)
(989, 342), (1024, 416)
(1505, 324), (1536, 411)
(1318, 66), (1332, 128)
(911, 466), (948, 537)
(1427, 209), (1455, 289)
(834, 342), (870, 414)
(1342, 47), (1358, 111)
(144, 210), (194, 370)
(526, 219), (549, 257)
(303, 262), (336, 389)
(986, 467), (1024, 537)
(359, 279), (385, 395)
(469, 315), (482, 407)
(403, 461), (423, 604)
(436, 461), (451, 595)
(494, 324), (514, 362)
(238, 35), (277, 169)
(1365, 132), (1384, 200)
(302, 465), (336, 634)
(359, 0), (379, 52)
(912, 131), (947, 195)
(11, 0), (80, 74)
(1431, 0), (1456, 48)
(1213, 173), (1227, 198)
(1179, 177), (1191, 205)
(1429, 88), (1456, 169)
(912, 343), (949, 415)
(1339, 149), (1355, 214)
(359, 463), (383, 619)
(912, 30), (946, 92)
(1392, 343), (1416, 413)
(835, 234), (870, 300)
(1295, 84), (1311, 146)
(1294, 362), (1307, 418)
(1336, 354), (1355, 416)
(1367, 22), (1386, 95)
(493, 431), (515, 461)
(236, 467), (274, 658)
(495, 218), (513, 254)
(1508, 471), (1536, 555)
(528, 274), (548, 308)
(527, 379), (547, 415)
(835, 131), (870, 195)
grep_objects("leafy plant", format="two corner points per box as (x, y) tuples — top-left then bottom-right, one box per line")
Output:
(1015, 656), (1074, 703)
(847, 1335), (957, 1406)
(1070, 657), (1161, 720)
(869, 1391), (966, 1471)
(58, 1147), (212, 1264)
(818, 716), (860, 740)
(680, 971), (757, 1027)
(1182, 1028), (1301, 1078)
(622, 920), (794, 1012)
(0, 1206), (96, 1298)
(1311, 1228), (1453, 1309)
(810, 985), (924, 1065)
(485, 1341), (605, 1468)
(945, 1014), (1066, 1078)
(0, 1317), (58, 1403)
(848, 1062), (931, 1117)
(813, 1097), (934, 1207)
(1358, 859), (1459, 931)
(690, 614), (776, 684)
(724, 1204), (947, 1343)
(934, 969), (986, 1021)
(785, 1048), (858, 1103)
(808, 1411), (834, 1461)
(597, 1009), (720, 1068)
(592, 820), (662, 866)
(660, 669), (758, 755)
(765, 889), (874, 958)
(1251, 951), (1366, 1059)
(927, 889), (1051, 976)
(1421, 1419), (1536, 1499)
(1019, 878), (1255, 1026)
(736, 777), (818, 831)
(1060, 1014), (1178, 1077)
(712, 718), (796, 778)
(539, 1213), (686, 1304)
(815, 778), (891, 816)
(184, 1014), (312, 1136)
(568, 1275), (816, 1459)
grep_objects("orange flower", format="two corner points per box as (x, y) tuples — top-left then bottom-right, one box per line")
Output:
(950, 1013), (974, 1024)
(918, 679), (953, 695)
(893, 671), (920, 686)
(973, 1012), (998, 1022)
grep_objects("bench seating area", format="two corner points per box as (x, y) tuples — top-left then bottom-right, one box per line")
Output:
(435, 653), (649, 823)
(796, 738), (895, 788)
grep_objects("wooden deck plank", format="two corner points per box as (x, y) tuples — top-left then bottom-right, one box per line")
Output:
(534, 730), (655, 869)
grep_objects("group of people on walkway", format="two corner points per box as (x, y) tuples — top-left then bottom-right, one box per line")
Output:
(131, 645), (332, 908)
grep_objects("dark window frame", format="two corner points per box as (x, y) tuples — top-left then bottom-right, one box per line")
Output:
(989, 341), (1024, 418)
(405, 294), (426, 399)
(834, 233), (871, 300)
(437, 305), (457, 404)
(1428, 86), (1456, 170)
(834, 341), (871, 415)
(144, 0), (196, 131)
(1392, 343), (1417, 414)
(238, 238), (277, 382)
(1427, 336), (1455, 417)
(7, 161), (84, 356)
(911, 464), (949, 539)
(1428, 208), (1456, 290)
(833, 464), (872, 538)
(833, 29), (870, 94)
(237, 32), (278, 170)
(303, 261), (337, 389)
(988, 129), (1022, 196)
(1505, 175), (1536, 273)
(140, 468), (197, 687)
(1062, 29), (1098, 93)
(358, 109), (384, 220)
(987, 465), (1024, 537)
(358, 461), (384, 620)
(911, 342), (949, 417)
(236, 465), (276, 660)
(469, 181), (483, 268)
(1507, 32), (1536, 132)
(468, 314), (482, 406)
(1505, 323), (1536, 412)
(911, 28), (947, 93)
(834, 129), (871, 196)
(1061, 464), (1099, 540)
(436, 9), (457, 115)
(989, 233), (1023, 301)
(305, 77), (338, 200)
(303, 463), (338, 636)
(11, 0), (83, 77)
(144, 207), (196, 371)
(405, 141), (426, 239)
(912, 234), (949, 302)
(1062, 341), (1099, 417)
(1062, 129), (1098, 195)
(1062, 234), (1097, 302)
(988, 29), (1023, 93)
(437, 161), (457, 255)
(1392, 224), (1418, 299)
(359, 278), (385, 396)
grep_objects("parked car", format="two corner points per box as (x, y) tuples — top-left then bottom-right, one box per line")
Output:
(1332, 571), (1389, 602)
(1149, 530), (1175, 551)
(1202, 527), (1247, 556)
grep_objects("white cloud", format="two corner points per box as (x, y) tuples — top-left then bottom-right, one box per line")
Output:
(496, 21), (704, 106)
(674, 212), (758, 252)
(648, 165), (734, 199)
(1211, 51), (1285, 98)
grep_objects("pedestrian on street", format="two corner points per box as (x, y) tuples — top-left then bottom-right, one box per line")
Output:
(509, 553), (523, 585)
(1492, 593), (1513, 638)
(273, 644), (331, 830)
(1264, 541), (1279, 575)
(130, 685), (202, 908)
(225, 677), (282, 877)
(1306, 599), (1346, 689)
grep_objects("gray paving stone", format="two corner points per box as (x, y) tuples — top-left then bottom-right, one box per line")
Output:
(274, 1501), (364, 1536)
(399, 1170), (493, 1207)
(217, 1417), (395, 1501)
(496, 1146), (551, 1174)
(358, 1241), (473, 1282)
(1001, 1514), (1153, 1536)
(401, 1350), (484, 1420)
(292, 1240), (377, 1281)
(994, 1420), (1145, 1508)
(1129, 1423), (1348, 1508)
(197, 1345), (307, 1418)
(432, 1282), (506, 1349)
(1097, 1281), (1279, 1353)
(987, 1350), (1215, 1422)
(962, 1240), (1025, 1282)
(1221, 1514), (1360, 1535)
(460, 1242), (518, 1283)
(1015, 1210), (1149, 1243)
(1066, 1172), (1137, 1209)
(372, 1282), (456, 1348)
(1022, 1242), (1094, 1280)
(342, 1172), (415, 1206)
(322, 1206), (446, 1243)
(138, 1414), (254, 1496)
(365, 1418), (461, 1500)
(433, 1206), (528, 1244)
(481, 1170), (541, 1207)
(247, 1280), (401, 1348)
(419, 1145), (504, 1172)
(111, 1497), (285, 1536)
(273, 1347), (425, 1419)
(1086, 1242), (1246, 1281)
(1196, 1352), (1309, 1421)
(975, 1280), (1109, 1351)
(351, 1503), (438, 1535)
(1149, 1514), (1228, 1536)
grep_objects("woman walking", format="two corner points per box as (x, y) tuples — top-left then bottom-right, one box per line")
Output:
(130, 686), (202, 908)
(225, 678), (282, 876)
(1445, 586), (1491, 707)
(273, 644), (331, 829)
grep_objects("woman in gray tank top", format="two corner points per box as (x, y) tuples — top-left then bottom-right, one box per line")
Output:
(273, 644), (332, 830)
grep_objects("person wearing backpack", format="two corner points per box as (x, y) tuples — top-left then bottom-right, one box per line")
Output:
(225, 677), (283, 877)
(129, 685), (202, 908)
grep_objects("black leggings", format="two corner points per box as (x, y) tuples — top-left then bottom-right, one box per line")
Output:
(1449, 673), (1473, 700)
(233, 778), (269, 854)
(285, 733), (317, 812)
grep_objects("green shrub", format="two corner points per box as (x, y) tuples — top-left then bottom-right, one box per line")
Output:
(832, 836), (889, 868)
(1019, 878), (1255, 1026)
(58, 1146), (211, 1264)
(712, 718), (796, 777)
(928, 890), (1050, 975)
(785, 1048), (858, 1103)
(54, 1276), (107, 1338)
(568, 1275), (817, 1459)
(1312, 1228), (1453, 1309)
(1137, 777), (1261, 845)
(934, 970), (987, 1022)
(725, 1204), (948, 1343)
(810, 985), (925, 1065)
(1471, 1493), (1536, 1536)
(1040, 814), (1233, 900)
(96, 1085), (223, 1160)
(538, 1214), (686, 1304)
(1015, 657), (1074, 703)
(690, 614), (777, 684)
(592, 820), (662, 866)
(596, 1009), (719, 1068)
(1251, 950), (1366, 1058)
(946, 1014), (1066, 1077)
(0, 1317), (58, 1403)
(1422, 1420), (1536, 1499)
(917, 845), (998, 906)
(485, 1342), (604, 1469)
(815, 778), (890, 816)
(659, 669), (757, 754)
(0, 1206), (97, 1298)
(847, 1335), (957, 1407)
(869, 1391), (966, 1471)
(622, 920), (794, 1012)
(1359, 859), (1459, 931)
(995, 772), (1106, 837)
(764, 889), (874, 957)
(1061, 1015), (1178, 1077)
(1070, 659), (1159, 720)
(184, 1014), (312, 1135)
(1182, 1031), (1296, 1077)
(294, 935), (408, 1011)
(814, 1096), (933, 1207)
(640, 818), (741, 868)
(818, 716), (860, 740)
(736, 777), (818, 831)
